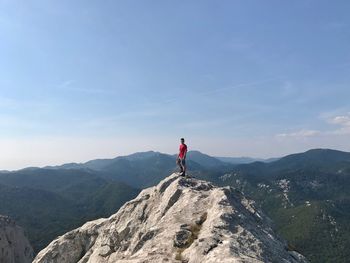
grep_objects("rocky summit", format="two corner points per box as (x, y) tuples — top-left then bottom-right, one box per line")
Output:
(33, 173), (308, 263)
(0, 215), (34, 263)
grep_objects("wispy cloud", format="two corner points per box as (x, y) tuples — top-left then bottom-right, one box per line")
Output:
(326, 113), (350, 135)
(56, 80), (116, 95)
(277, 112), (350, 138)
(70, 87), (116, 95)
(224, 37), (254, 51)
(181, 118), (233, 129)
(328, 114), (350, 126)
(277, 129), (320, 138)
(81, 110), (161, 128)
(0, 96), (19, 110)
(0, 114), (38, 130)
(57, 80), (74, 89)
(134, 77), (282, 111)
(198, 77), (281, 97)
(280, 81), (298, 98)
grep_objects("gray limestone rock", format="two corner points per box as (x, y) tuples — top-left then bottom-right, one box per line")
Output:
(0, 215), (34, 263)
(34, 174), (309, 263)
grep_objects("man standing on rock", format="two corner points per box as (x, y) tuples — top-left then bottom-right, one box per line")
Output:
(177, 138), (187, 176)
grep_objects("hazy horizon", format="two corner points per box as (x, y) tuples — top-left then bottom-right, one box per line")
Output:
(2, 146), (349, 171)
(1, 1), (350, 169)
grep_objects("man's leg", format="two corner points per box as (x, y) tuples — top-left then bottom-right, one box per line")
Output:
(176, 158), (183, 173)
(181, 159), (186, 176)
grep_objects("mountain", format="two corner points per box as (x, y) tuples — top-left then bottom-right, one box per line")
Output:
(216, 156), (280, 164)
(0, 183), (84, 252)
(216, 156), (261, 164)
(43, 151), (166, 171)
(0, 151), (225, 253)
(269, 148), (350, 172)
(44, 151), (223, 188)
(215, 148), (350, 262)
(185, 150), (227, 168)
(0, 168), (139, 253)
(33, 174), (308, 263)
(95, 152), (186, 188)
(0, 151), (228, 253)
(3, 148), (350, 261)
(0, 215), (34, 263)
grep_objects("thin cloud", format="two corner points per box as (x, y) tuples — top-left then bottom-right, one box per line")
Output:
(277, 112), (350, 138)
(328, 114), (350, 126)
(81, 110), (161, 128)
(326, 113), (350, 135)
(133, 77), (281, 111)
(69, 87), (117, 95)
(181, 118), (233, 129)
(57, 80), (74, 88)
(196, 77), (281, 97)
(0, 97), (19, 110)
(56, 80), (115, 95)
(277, 129), (320, 138)
(0, 114), (38, 130)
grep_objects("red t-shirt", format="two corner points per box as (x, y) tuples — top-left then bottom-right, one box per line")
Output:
(179, 144), (187, 159)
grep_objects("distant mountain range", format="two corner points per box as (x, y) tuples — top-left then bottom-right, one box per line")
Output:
(1, 148), (350, 262)
(209, 149), (350, 263)
(0, 168), (139, 252)
(1, 150), (225, 252)
(215, 156), (280, 164)
(42, 150), (278, 170)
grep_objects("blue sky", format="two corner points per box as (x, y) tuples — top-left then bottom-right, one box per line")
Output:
(1, 0), (350, 169)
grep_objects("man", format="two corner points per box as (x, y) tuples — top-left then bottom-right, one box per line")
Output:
(177, 138), (187, 176)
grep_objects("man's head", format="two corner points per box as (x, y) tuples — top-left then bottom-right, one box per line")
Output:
(180, 138), (185, 144)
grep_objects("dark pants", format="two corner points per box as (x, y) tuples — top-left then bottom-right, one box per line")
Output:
(176, 158), (186, 174)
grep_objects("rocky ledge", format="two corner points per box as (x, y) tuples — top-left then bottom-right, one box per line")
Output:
(34, 173), (308, 263)
(0, 215), (34, 263)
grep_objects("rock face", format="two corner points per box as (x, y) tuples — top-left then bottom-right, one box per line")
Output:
(34, 174), (308, 263)
(0, 215), (34, 263)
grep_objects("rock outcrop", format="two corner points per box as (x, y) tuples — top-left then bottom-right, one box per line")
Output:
(0, 215), (34, 263)
(34, 174), (308, 263)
